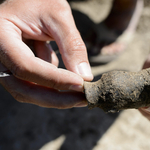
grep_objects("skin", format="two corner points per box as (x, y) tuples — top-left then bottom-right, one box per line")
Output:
(0, 0), (148, 123)
(86, 0), (143, 56)
(0, 0), (93, 109)
(139, 55), (150, 120)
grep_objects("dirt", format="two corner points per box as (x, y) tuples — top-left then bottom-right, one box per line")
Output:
(84, 69), (150, 112)
(0, 0), (150, 150)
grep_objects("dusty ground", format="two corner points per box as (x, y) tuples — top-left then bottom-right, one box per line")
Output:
(0, 0), (150, 150)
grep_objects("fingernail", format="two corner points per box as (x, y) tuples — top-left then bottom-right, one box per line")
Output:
(144, 107), (150, 113)
(69, 85), (83, 92)
(74, 101), (88, 107)
(77, 62), (93, 77)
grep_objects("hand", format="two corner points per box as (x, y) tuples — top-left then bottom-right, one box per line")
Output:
(139, 108), (150, 121)
(139, 54), (150, 120)
(0, 0), (93, 108)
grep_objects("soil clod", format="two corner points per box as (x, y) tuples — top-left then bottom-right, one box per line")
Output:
(84, 69), (150, 113)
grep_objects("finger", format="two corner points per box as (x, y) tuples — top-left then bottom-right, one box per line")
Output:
(142, 54), (150, 69)
(0, 75), (87, 109)
(139, 108), (150, 121)
(42, 3), (93, 81)
(0, 21), (84, 92)
(33, 41), (59, 66)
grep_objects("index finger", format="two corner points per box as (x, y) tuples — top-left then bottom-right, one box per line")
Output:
(41, 2), (93, 81)
(0, 21), (84, 92)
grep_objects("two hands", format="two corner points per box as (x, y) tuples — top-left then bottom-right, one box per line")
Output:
(0, 0), (93, 108)
(0, 0), (150, 121)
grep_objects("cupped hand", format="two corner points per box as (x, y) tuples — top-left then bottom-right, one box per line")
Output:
(0, 0), (93, 108)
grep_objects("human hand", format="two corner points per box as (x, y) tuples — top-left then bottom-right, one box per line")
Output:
(0, 0), (93, 108)
(139, 54), (150, 120)
(139, 108), (150, 121)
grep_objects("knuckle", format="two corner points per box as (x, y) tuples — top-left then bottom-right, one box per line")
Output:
(58, 2), (71, 15)
(50, 79), (60, 90)
(52, 1), (71, 19)
(46, 68), (64, 90)
(67, 37), (86, 54)
(11, 63), (29, 80)
(49, 78), (65, 91)
(10, 91), (26, 103)
(12, 65), (24, 78)
(71, 38), (85, 50)
(61, 8), (71, 18)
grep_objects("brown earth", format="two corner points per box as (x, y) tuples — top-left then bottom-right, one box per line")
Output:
(0, 0), (150, 150)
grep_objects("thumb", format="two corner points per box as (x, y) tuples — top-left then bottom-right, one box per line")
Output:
(60, 28), (93, 81)
(48, 5), (93, 81)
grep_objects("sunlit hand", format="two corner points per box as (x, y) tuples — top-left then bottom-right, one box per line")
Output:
(0, 0), (93, 108)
